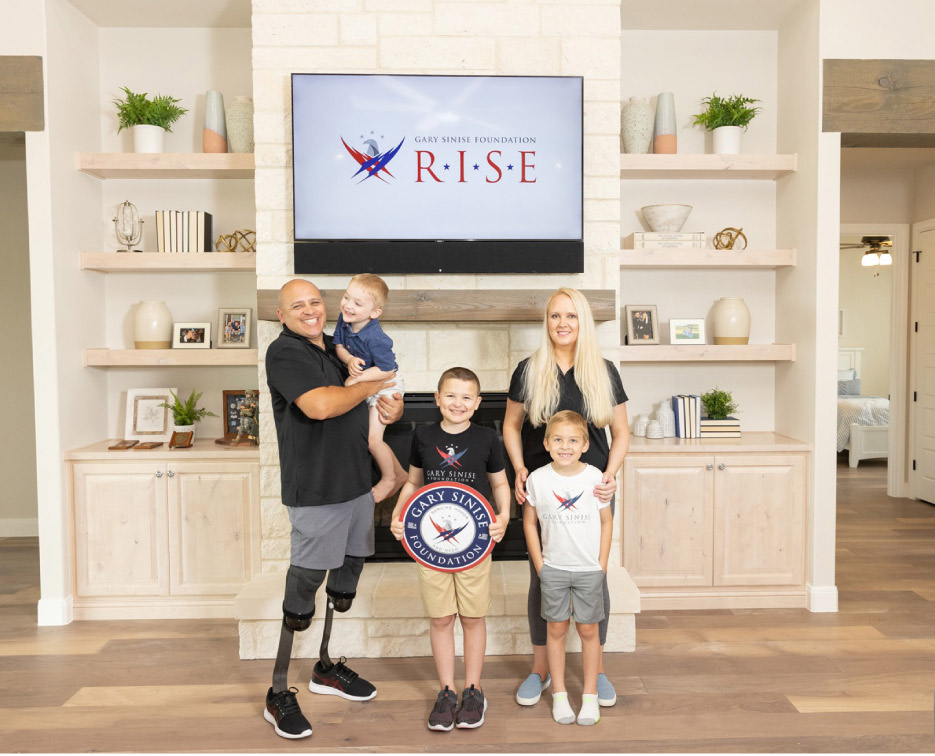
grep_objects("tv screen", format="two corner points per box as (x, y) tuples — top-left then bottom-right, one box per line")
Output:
(291, 73), (583, 274)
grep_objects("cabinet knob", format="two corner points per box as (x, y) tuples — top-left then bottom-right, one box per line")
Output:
(167, 470), (175, 477)
(155, 470), (163, 478)
(718, 463), (726, 471)
(706, 463), (713, 471)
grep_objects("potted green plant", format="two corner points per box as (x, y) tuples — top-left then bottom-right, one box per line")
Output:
(113, 86), (188, 153)
(160, 390), (217, 438)
(692, 92), (761, 155)
(701, 388), (739, 420)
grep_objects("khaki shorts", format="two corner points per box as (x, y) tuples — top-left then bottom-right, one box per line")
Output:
(418, 557), (492, 618)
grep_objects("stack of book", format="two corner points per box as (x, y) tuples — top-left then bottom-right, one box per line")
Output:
(155, 210), (214, 253)
(671, 394), (701, 438)
(699, 416), (741, 438)
(627, 231), (707, 249)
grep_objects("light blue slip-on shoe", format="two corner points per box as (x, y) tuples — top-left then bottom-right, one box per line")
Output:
(515, 673), (551, 706)
(596, 673), (617, 707)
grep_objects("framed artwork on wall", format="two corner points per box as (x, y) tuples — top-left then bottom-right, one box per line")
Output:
(124, 387), (177, 442)
(217, 308), (252, 348)
(669, 318), (706, 345)
(173, 322), (211, 349)
(624, 305), (659, 345)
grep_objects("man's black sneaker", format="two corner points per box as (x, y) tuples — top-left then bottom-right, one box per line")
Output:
(264, 686), (312, 739)
(427, 686), (458, 732)
(455, 684), (487, 729)
(308, 656), (377, 701)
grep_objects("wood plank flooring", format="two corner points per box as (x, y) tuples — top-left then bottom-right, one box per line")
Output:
(2, 459), (935, 752)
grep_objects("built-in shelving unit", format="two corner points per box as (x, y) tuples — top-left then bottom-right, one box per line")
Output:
(618, 344), (795, 363)
(619, 153), (797, 180)
(81, 252), (256, 272)
(84, 348), (258, 367)
(620, 248), (796, 269)
(77, 152), (254, 179)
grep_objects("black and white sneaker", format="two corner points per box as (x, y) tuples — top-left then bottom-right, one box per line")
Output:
(264, 686), (312, 739)
(308, 656), (377, 701)
(427, 686), (458, 732)
(455, 684), (487, 729)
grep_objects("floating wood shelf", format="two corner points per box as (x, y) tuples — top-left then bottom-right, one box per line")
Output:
(620, 248), (796, 269)
(619, 153), (797, 180)
(257, 288), (616, 323)
(81, 252), (256, 272)
(618, 344), (795, 362)
(84, 349), (258, 367)
(77, 152), (254, 179)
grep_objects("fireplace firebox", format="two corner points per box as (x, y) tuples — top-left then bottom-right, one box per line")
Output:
(371, 392), (527, 562)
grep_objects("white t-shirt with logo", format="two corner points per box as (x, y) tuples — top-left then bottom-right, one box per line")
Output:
(525, 463), (608, 572)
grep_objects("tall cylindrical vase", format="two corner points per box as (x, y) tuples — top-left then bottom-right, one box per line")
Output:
(226, 96), (254, 154)
(203, 90), (228, 153)
(134, 300), (173, 349)
(653, 91), (677, 154)
(711, 297), (751, 345)
(621, 96), (654, 154)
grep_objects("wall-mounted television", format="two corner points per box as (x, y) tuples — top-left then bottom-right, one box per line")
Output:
(291, 73), (583, 274)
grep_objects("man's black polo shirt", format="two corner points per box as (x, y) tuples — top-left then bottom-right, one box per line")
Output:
(266, 325), (370, 507)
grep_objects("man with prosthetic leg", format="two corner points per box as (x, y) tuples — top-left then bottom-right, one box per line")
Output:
(264, 279), (403, 739)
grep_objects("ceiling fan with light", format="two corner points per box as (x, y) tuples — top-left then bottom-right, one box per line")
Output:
(840, 235), (893, 267)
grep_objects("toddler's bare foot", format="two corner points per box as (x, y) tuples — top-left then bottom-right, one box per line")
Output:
(372, 474), (405, 503)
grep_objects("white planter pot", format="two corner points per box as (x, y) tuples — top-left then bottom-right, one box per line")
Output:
(133, 300), (173, 349)
(132, 124), (166, 153)
(713, 125), (742, 155)
(711, 297), (751, 345)
(174, 423), (195, 436)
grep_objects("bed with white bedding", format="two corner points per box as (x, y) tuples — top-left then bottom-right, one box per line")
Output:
(837, 347), (889, 467)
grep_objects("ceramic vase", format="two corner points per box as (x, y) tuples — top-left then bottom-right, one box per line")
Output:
(711, 297), (751, 345)
(132, 124), (166, 153)
(621, 96), (654, 154)
(657, 401), (676, 438)
(133, 300), (172, 349)
(653, 91), (677, 154)
(713, 125), (742, 155)
(226, 96), (254, 154)
(203, 90), (228, 153)
(646, 420), (664, 439)
(633, 414), (649, 437)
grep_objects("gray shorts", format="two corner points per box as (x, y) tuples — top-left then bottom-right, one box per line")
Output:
(539, 565), (606, 625)
(287, 491), (375, 570)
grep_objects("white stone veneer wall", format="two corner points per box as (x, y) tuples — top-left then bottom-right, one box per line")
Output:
(252, 0), (622, 571)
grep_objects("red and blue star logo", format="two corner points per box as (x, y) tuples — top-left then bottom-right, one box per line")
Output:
(341, 134), (405, 184)
(436, 445), (467, 468)
(553, 490), (583, 511)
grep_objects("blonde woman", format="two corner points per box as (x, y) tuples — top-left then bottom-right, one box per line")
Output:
(503, 288), (630, 712)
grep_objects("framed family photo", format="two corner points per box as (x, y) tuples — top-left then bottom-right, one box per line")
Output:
(124, 387), (177, 442)
(218, 308), (252, 349)
(625, 305), (659, 345)
(173, 322), (211, 349)
(669, 317), (706, 345)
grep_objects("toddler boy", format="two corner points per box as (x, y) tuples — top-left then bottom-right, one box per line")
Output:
(523, 410), (612, 726)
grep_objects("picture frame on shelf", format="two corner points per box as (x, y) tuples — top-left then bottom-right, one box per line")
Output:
(168, 430), (194, 449)
(125, 387), (177, 442)
(222, 389), (260, 438)
(669, 317), (706, 345)
(173, 322), (211, 349)
(625, 305), (659, 344)
(217, 307), (252, 348)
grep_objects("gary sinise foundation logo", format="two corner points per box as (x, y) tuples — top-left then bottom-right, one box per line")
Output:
(340, 132), (538, 185)
(400, 482), (495, 572)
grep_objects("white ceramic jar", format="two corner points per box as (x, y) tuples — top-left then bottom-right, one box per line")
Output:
(657, 401), (676, 438)
(133, 300), (173, 349)
(621, 97), (654, 154)
(633, 414), (650, 437)
(226, 96), (254, 154)
(711, 297), (751, 345)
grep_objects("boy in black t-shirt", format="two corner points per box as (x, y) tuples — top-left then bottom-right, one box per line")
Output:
(391, 367), (510, 733)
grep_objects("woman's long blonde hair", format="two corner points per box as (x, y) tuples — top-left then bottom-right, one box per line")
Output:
(522, 287), (615, 428)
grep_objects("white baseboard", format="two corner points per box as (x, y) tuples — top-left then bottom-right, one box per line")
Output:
(37, 595), (74, 626)
(806, 583), (838, 612)
(0, 518), (38, 537)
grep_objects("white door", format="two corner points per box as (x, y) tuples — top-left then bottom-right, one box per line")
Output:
(912, 219), (935, 503)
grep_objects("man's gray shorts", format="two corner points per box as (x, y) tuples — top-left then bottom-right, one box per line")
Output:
(287, 492), (375, 570)
(539, 565), (606, 625)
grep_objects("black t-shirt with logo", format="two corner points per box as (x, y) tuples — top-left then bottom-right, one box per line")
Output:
(409, 422), (505, 501)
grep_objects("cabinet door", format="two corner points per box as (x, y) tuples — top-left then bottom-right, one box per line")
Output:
(73, 462), (168, 597)
(623, 456), (714, 587)
(166, 460), (259, 595)
(714, 454), (806, 586)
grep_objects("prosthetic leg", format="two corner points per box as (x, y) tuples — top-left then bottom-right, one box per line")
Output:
(272, 565), (326, 693)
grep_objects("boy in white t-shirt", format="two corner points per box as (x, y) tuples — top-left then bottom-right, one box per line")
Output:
(523, 410), (612, 727)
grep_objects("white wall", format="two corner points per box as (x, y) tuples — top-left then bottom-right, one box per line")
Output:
(841, 162), (915, 225)
(619, 30), (778, 425)
(0, 138), (39, 536)
(914, 166), (935, 221)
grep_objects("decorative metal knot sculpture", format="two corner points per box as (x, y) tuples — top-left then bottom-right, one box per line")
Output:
(713, 227), (748, 250)
(215, 229), (257, 253)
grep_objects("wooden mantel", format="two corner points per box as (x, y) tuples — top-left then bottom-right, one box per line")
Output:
(257, 288), (616, 323)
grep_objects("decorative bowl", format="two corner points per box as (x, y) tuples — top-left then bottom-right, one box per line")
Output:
(641, 203), (693, 232)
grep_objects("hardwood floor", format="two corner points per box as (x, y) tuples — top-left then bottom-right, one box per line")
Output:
(2, 459), (934, 752)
